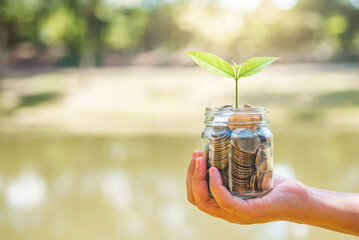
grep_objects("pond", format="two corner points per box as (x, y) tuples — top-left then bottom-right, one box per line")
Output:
(0, 128), (358, 240)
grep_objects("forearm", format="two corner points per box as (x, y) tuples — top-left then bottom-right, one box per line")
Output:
(300, 187), (359, 235)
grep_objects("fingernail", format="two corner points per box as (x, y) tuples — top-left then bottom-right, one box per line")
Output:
(195, 158), (201, 168)
(209, 167), (214, 175)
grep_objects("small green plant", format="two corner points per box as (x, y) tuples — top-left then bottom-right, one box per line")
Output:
(187, 51), (279, 108)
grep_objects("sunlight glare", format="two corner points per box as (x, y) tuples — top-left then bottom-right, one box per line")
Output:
(175, 5), (243, 45)
(215, 0), (262, 11)
(272, 0), (298, 10)
(101, 0), (141, 8)
(239, 0), (262, 11)
(349, 0), (359, 9)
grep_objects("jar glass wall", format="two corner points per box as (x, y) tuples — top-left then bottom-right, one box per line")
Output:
(201, 105), (273, 199)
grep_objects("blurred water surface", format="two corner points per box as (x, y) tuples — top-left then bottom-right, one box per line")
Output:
(0, 65), (358, 239)
(0, 128), (359, 240)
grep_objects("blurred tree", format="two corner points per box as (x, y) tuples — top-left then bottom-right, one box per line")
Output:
(103, 8), (149, 52)
(0, 0), (358, 69)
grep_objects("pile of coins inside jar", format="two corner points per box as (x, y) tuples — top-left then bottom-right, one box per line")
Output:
(204, 104), (273, 197)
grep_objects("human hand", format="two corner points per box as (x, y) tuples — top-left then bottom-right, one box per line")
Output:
(186, 150), (309, 224)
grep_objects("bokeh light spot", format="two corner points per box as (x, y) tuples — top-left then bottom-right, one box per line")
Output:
(349, 0), (359, 9)
(325, 15), (348, 35)
(101, 0), (141, 8)
(5, 171), (46, 210)
(239, 0), (262, 11)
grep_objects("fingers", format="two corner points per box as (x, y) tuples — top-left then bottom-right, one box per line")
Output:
(192, 156), (211, 207)
(186, 151), (203, 204)
(209, 167), (249, 215)
(191, 158), (240, 221)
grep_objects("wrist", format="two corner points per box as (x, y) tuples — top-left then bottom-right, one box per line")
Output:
(297, 185), (314, 224)
(298, 186), (359, 235)
(280, 180), (312, 224)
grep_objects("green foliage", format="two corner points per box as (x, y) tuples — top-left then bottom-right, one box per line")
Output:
(186, 51), (235, 78)
(0, 0), (358, 67)
(18, 92), (61, 108)
(187, 51), (278, 108)
(232, 61), (241, 77)
(325, 15), (348, 35)
(39, 7), (85, 45)
(237, 57), (279, 78)
(104, 9), (149, 50)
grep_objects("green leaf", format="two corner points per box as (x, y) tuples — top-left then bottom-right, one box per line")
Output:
(238, 57), (279, 78)
(232, 61), (242, 79)
(232, 61), (241, 72)
(187, 51), (235, 78)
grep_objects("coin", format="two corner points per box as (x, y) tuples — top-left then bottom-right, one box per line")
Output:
(228, 114), (253, 130)
(250, 173), (258, 192)
(230, 132), (258, 193)
(257, 159), (268, 173)
(257, 171), (265, 192)
(232, 129), (260, 153)
(243, 104), (253, 108)
(219, 169), (229, 187)
(208, 128), (231, 170)
(255, 149), (261, 167)
(228, 109), (262, 130)
(220, 104), (233, 109)
(257, 170), (273, 192)
(256, 127), (273, 148)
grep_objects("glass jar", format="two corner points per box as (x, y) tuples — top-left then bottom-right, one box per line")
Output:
(201, 105), (273, 199)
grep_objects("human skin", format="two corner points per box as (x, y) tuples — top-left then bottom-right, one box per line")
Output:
(186, 150), (359, 236)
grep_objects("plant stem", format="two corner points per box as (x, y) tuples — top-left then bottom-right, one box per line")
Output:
(235, 78), (238, 108)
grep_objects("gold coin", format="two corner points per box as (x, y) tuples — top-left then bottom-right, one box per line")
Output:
(250, 173), (258, 192)
(257, 170), (273, 192)
(228, 113), (261, 130)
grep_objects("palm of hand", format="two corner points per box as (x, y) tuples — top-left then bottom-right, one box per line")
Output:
(186, 151), (309, 224)
(241, 177), (308, 223)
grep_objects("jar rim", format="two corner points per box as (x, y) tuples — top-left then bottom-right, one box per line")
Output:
(204, 105), (269, 125)
(205, 106), (269, 114)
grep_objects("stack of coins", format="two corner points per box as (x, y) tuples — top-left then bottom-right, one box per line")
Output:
(250, 141), (272, 192)
(208, 127), (231, 169)
(228, 113), (261, 130)
(204, 104), (273, 196)
(206, 126), (231, 187)
(230, 129), (260, 193)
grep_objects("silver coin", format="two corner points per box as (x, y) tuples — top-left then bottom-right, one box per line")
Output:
(220, 104), (233, 109)
(232, 129), (260, 153)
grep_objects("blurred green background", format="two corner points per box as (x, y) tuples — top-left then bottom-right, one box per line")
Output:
(0, 0), (359, 240)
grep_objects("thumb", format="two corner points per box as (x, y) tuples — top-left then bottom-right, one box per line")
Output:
(209, 167), (252, 216)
